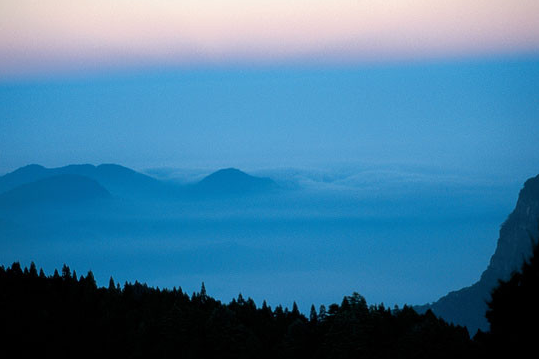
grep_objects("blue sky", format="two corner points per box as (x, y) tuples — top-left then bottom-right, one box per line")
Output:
(1, 57), (538, 182)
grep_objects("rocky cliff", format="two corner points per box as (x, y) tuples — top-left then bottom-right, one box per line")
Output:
(417, 174), (539, 334)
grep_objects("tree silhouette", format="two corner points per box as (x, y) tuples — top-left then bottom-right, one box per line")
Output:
(309, 304), (318, 324)
(483, 239), (539, 356)
(108, 276), (116, 291)
(0, 261), (475, 359)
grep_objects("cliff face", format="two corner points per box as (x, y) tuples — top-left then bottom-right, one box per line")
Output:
(418, 174), (539, 334)
(481, 175), (539, 285)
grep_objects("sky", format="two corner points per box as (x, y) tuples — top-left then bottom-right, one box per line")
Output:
(1, 0), (539, 78)
(1, 59), (538, 181)
(1, 1), (538, 180)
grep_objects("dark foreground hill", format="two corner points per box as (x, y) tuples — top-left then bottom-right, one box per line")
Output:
(0, 262), (472, 359)
(0, 174), (111, 207)
(417, 174), (539, 333)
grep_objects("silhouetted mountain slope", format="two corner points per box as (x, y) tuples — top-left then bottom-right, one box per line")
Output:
(0, 174), (111, 207)
(417, 174), (539, 334)
(0, 164), (163, 197)
(0, 164), (49, 193)
(193, 168), (277, 195)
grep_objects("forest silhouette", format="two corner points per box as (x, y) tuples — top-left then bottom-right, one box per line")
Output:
(0, 266), (472, 358)
(2, 239), (538, 358)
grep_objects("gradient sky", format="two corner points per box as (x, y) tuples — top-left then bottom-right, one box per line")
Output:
(1, 0), (539, 78)
(1, 1), (538, 180)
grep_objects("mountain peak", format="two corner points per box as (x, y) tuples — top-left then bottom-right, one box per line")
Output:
(18, 164), (45, 170)
(203, 168), (252, 179)
(196, 168), (276, 195)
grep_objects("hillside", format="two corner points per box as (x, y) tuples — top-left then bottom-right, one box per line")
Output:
(418, 174), (539, 333)
(0, 174), (112, 207)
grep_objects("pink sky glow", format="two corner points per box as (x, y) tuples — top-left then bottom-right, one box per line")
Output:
(1, 0), (538, 77)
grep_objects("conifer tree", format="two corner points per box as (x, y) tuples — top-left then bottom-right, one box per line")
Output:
(318, 304), (327, 321)
(29, 262), (38, 277)
(85, 270), (96, 288)
(200, 282), (207, 302)
(262, 300), (272, 317)
(237, 293), (245, 305)
(108, 277), (116, 291)
(292, 302), (300, 317)
(274, 305), (284, 318)
(340, 297), (350, 311)
(309, 304), (318, 323)
(62, 264), (71, 280)
(11, 262), (22, 275)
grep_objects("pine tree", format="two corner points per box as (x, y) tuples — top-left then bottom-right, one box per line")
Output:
(62, 264), (71, 280)
(200, 282), (207, 302)
(291, 302), (300, 317)
(309, 304), (318, 323)
(340, 297), (350, 311)
(11, 262), (22, 275)
(108, 277), (116, 291)
(318, 304), (327, 321)
(274, 305), (284, 319)
(237, 293), (245, 305)
(262, 300), (272, 316)
(85, 270), (96, 288)
(246, 297), (256, 310)
(29, 262), (38, 278)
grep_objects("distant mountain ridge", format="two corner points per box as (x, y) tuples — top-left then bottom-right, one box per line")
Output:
(0, 164), (161, 197)
(0, 174), (111, 207)
(0, 164), (279, 200)
(417, 174), (539, 334)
